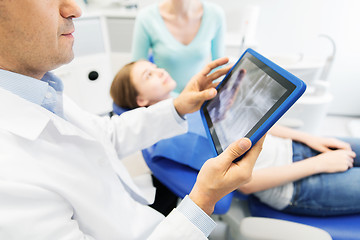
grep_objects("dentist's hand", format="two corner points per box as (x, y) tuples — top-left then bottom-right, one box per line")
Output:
(189, 136), (265, 215)
(173, 57), (232, 116)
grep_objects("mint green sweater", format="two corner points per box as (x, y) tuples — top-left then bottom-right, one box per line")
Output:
(131, 1), (226, 93)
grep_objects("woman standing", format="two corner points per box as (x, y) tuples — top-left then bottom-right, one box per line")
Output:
(132, 0), (226, 93)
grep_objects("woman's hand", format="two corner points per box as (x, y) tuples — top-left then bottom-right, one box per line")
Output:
(303, 136), (352, 153)
(173, 57), (232, 116)
(310, 149), (356, 173)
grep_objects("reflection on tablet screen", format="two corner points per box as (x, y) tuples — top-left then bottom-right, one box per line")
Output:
(205, 53), (291, 154)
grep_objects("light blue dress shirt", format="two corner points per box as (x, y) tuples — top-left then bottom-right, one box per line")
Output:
(0, 70), (64, 118)
(0, 69), (216, 237)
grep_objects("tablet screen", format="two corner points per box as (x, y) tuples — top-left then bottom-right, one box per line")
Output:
(203, 52), (296, 154)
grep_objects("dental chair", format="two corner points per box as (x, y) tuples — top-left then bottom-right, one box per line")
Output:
(248, 195), (360, 240)
(111, 105), (336, 239)
(140, 111), (339, 240)
(144, 153), (335, 240)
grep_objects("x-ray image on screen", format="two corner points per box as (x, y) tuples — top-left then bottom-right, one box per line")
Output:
(207, 57), (287, 151)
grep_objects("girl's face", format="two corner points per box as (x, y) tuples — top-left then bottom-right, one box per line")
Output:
(131, 61), (176, 107)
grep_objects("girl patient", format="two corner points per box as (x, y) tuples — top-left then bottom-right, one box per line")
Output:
(110, 60), (176, 110)
(110, 60), (360, 217)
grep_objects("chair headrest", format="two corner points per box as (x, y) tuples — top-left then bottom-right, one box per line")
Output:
(112, 102), (130, 116)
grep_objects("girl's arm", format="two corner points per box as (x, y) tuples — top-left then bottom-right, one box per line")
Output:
(269, 124), (352, 153)
(238, 149), (355, 194)
(269, 124), (311, 142)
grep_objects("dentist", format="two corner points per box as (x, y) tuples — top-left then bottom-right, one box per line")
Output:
(0, 0), (263, 239)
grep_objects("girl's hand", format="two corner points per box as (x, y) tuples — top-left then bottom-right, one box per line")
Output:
(311, 149), (356, 173)
(304, 136), (352, 153)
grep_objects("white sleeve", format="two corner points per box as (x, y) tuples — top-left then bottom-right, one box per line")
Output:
(148, 196), (216, 240)
(64, 96), (188, 159)
(109, 98), (188, 158)
(148, 209), (208, 240)
(0, 181), (95, 240)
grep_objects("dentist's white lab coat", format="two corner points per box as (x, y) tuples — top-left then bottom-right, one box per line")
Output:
(0, 88), (208, 240)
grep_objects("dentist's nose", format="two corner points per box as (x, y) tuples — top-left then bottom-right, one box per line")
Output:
(61, 0), (83, 19)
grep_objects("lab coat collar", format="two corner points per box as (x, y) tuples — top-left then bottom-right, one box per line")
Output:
(0, 87), (93, 141)
(0, 87), (50, 140)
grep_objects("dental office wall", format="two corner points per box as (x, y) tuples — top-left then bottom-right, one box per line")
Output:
(61, 0), (359, 116)
(142, 0), (360, 116)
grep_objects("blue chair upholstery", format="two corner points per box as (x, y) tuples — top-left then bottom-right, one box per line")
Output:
(112, 103), (130, 116)
(148, 52), (154, 63)
(142, 110), (234, 214)
(143, 147), (234, 214)
(112, 104), (233, 213)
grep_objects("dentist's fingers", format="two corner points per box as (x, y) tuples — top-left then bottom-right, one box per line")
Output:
(206, 65), (232, 82)
(200, 57), (229, 76)
(218, 138), (252, 167)
(193, 88), (217, 102)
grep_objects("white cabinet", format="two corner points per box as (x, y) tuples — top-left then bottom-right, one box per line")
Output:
(106, 15), (136, 75)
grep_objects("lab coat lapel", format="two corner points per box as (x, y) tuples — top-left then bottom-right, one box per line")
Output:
(0, 87), (95, 142)
(0, 88), (50, 140)
(107, 152), (156, 205)
(0, 88), (155, 205)
(62, 95), (156, 204)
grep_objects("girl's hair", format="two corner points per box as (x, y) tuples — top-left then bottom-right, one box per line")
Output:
(110, 61), (139, 109)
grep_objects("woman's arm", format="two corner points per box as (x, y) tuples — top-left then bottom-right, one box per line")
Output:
(238, 149), (355, 194)
(210, 5), (226, 60)
(131, 11), (152, 61)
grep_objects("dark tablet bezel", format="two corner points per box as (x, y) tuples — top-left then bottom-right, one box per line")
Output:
(201, 49), (306, 156)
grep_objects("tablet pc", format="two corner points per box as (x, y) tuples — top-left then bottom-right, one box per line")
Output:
(200, 48), (306, 160)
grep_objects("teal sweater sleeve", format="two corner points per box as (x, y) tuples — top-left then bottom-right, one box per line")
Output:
(131, 9), (152, 61)
(210, 4), (226, 60)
